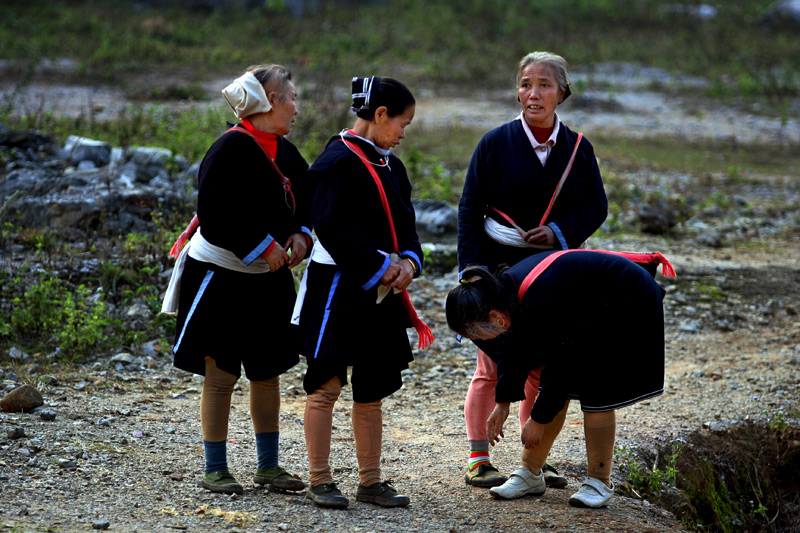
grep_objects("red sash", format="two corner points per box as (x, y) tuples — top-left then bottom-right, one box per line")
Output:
(492, 132), (583, 237)
(340, 134), (434, 349)
(517, 249), (676, 303)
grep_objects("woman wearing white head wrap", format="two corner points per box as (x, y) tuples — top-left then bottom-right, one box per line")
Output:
(169, 64), (311, 495)
(221, 71), (273, 119)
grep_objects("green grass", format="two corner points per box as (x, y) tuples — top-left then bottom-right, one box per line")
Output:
(592, 135), (800, 177)
(1, 0), (798, 99)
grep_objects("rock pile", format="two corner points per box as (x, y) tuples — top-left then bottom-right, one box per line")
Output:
(1, 125), (196, 239)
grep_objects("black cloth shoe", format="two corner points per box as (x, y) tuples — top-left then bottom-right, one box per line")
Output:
(465, 462), (508, 488)
(253, 466), (306, 492)
(356, 481), (410, 508)
(543, 463), (568, 488)
(306, 482), (349, 509)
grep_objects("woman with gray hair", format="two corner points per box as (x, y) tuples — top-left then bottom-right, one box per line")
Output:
(167, 64), (311, 495)
(457, 52), (608, 490)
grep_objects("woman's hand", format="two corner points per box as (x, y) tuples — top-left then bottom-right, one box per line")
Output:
(487, 402), (510, 446)
(284, 233), (308, 269)
(523, 226), (556, 247)
(264, 243), (289, 271)
(521, 417), (545, 449)
(379, 259), (413, 291)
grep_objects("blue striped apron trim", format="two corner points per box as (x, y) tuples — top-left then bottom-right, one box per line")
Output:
(549, 222), (568, 250)
(313, 270), (341, 359)
(362, 254), (390, 290)
(243, 234), (275, 265)
(173, 270), (214, 353)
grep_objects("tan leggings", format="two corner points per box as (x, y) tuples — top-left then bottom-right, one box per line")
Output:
(304, 377), (382, 487)
(521, 402), (616, 487)
(201, 357), (280, 441)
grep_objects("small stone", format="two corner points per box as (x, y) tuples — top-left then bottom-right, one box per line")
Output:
(97, 418), (111, 427)
(169, 472), (184, 481)
(8, 427), (26, 440)
(92, 519), (110, 530)
(0, 384), (44, 412)
(57, 458), (78, 469)
(110, 352), (135, 365)
(8, 347), (31, 362)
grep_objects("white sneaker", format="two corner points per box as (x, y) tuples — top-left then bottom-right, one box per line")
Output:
(568, 477), (614, 508)
(488, 468), (546, 499)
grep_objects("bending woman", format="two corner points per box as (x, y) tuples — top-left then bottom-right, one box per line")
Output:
(457, 51), (608, 489)
(446, 250), (668, 508)
(294, 76), (429, 509)
(167, 64), (310, 495)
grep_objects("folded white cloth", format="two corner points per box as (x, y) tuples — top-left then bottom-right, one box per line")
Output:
(160, 229), (270, 316)
(484, 217), (551, 249)
(290, 240), (399, 326)
(221, 71), (271, 119)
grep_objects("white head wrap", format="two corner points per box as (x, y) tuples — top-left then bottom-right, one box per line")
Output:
(221, 72), (272, 120)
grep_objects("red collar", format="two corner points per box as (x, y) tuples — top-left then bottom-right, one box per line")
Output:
(241, 118), (278, 159)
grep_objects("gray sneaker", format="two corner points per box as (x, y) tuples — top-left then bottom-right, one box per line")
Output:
(569, 477), (615, 508)
(356, 481), (410, 508)
(306, 482), (349, 509)
(489, 467), (546, 500)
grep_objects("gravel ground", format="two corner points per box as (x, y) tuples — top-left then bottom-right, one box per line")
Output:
(2, 236), (799, 532)
(2, 62), (799, 532)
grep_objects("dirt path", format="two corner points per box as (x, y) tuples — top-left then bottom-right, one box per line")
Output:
(2, 62), (799, 532)
(3, 62), (798, 145)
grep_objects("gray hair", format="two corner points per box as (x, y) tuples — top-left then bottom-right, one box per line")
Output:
(463, 321), (506, 340)
(248, 64), (293, 100)
(515, 52), (571, 96)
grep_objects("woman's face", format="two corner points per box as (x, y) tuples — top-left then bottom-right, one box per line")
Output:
(373, 104), (415, 149)
(269, 81), (298, 136)
(517, 63), (563, 129)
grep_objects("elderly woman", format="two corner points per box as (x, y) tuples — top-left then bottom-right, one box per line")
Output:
(446, 250), (669, 508)
(294, 76), (430, 509)
(457, 51), (608, 489)
(166, 64), (311, 495)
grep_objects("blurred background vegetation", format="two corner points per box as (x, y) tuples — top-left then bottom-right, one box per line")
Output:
(1, 0), (799, 361)
(1, 0), (799, 199)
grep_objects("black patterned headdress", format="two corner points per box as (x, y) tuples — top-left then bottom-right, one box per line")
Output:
(351, 76), (381, 112)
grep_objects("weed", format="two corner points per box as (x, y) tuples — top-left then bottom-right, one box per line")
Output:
(616, 439), (684, 497)
(2, 270), (111, 360)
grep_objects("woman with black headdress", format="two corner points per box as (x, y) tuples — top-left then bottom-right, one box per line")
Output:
(293, 76), (431, 509)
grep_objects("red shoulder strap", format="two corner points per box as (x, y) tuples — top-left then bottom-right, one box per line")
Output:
(227, 125), (295, 214)
(539, 132), (582, 226)
(339, 136), (434, 349)
(490, 132), (583, 234)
